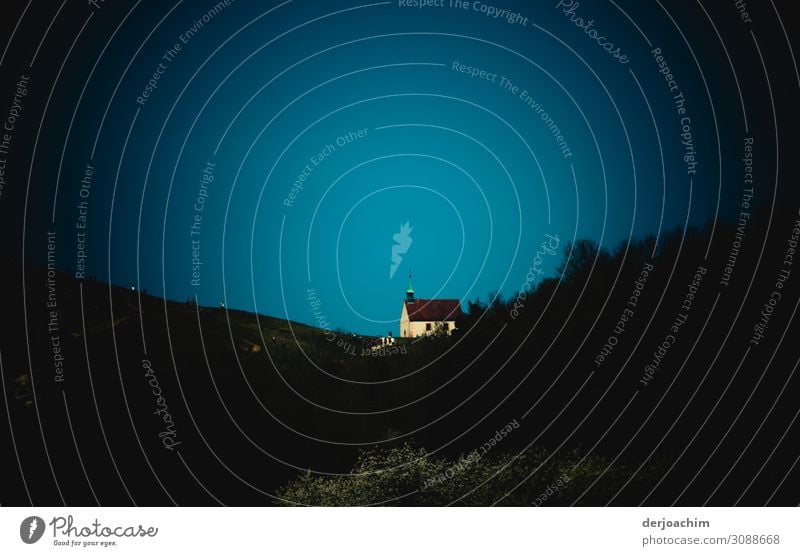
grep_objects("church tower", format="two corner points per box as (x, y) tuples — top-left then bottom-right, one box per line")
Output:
(400, 271), (462, 338)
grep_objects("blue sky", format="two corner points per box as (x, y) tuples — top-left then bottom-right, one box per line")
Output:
(12, 0), (749, 335)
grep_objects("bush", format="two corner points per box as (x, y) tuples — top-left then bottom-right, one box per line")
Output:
(276, 443), (662, 506)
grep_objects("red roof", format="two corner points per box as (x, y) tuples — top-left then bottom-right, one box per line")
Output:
(405, 299), (462, 322)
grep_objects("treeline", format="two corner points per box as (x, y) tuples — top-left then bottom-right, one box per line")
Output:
(1, 203), (798, 505)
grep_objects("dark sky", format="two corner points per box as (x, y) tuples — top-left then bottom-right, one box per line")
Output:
(1, 0), (798, 335)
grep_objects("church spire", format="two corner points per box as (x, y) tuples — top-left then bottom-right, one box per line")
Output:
(406, 270), (415, 303)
